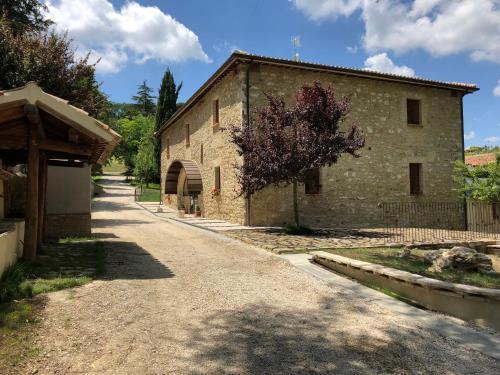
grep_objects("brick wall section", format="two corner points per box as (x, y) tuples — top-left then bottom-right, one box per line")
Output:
(248, 64), (464, 227)
(160, 62), (465, 228)
(160, 67), (247, 224)
(46, 213), (91, 238)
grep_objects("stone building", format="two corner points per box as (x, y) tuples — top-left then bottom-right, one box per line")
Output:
(157, 51), (478, 228)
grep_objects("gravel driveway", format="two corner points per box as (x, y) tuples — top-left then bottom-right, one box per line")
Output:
(27, 175), (499, 374)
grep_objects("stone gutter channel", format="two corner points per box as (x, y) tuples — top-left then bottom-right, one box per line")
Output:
(311, 251), (500, 332)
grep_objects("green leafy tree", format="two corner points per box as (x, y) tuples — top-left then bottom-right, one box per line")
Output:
(155, 68), (182, 179)
(1, 0), (52, 34)
(134, 125), (157, 186)
(0, 24), (107, 117)
(112, 115), (155, 174)
(454, 155), (500, 202)
(465, 145), (500, 156)
(132, 81), (156, 115)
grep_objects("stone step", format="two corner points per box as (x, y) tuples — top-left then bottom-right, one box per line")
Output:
(486, 245), (500, 255)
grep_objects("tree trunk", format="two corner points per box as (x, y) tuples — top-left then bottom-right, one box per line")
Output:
(23, 123), (39, 261)
(292, 180), (299, 227)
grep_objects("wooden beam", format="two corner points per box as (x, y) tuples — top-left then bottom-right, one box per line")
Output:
(39, 139), (92, 156)
(0, 105), (25, 124)
(48, 159), (84, 168)
(0, 136), (27, 150)
(24, 103), (46, 139)
(37, 152), (48, 245)
(23, 122), (39, 261)
(24, 104), (40, 124)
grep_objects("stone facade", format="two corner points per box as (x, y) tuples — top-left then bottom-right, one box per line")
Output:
(45, 213), (91, 238)
(160, 56), (469, 228)
(160, 67), (247, 224)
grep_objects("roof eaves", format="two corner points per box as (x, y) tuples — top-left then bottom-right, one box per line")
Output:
(155, 51), (479, 137)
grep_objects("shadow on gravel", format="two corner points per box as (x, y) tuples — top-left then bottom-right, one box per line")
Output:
(91, 232), (119, 240)
(101, 241), (174, 280)
(91, 200), (141, 213)
(183, 298), (494, 375)
(92, 219), (151, 228)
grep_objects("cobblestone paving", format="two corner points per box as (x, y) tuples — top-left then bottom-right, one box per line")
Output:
(224, 228), (499, 253)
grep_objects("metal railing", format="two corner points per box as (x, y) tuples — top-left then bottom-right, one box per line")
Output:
(379, 201), (500, 243)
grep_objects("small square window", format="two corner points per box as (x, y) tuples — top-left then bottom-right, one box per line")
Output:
(409, 163), (422, 195)
(185, 124), (190, 147)
(305, 168), (321, 195)
(213, 99), (220, 127)
(407, 99), (421, 125)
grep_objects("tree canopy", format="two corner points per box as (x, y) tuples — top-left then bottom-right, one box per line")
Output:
(230, 81), (365, 226)
(454, 155), (500, 202)
(0, 7), (106, 117)
(0, 0), (51, 34)
(132, 81), (156, 116)
(154, 68), (182, 180)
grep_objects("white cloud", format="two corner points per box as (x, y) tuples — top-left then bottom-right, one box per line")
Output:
(293, 0), (362, 19)
(494, 80), (500, 96)
(346, 45), (358, 53)
(484, 136), (500, 144)
(292, 0), (500, 64)
(213, 41), (240, 54)
(464, 131), (475, 140)
(45, 0), (210, 74)
(364, 53), (415, 76)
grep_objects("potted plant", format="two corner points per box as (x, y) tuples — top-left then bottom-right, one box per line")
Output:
(211, 187), (220, 198)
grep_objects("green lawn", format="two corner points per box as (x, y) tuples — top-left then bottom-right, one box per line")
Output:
(136, 187), (161, 202)
(0, 238), (106, 371)
(321, 247), (500, 289)
(103, 157), (126, 174)
(129, 180), (161, 202)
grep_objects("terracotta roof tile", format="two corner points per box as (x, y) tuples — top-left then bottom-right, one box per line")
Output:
(465, 153), (497, 166)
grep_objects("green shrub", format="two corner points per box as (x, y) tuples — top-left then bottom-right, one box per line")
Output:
(0, 265), (33, 303)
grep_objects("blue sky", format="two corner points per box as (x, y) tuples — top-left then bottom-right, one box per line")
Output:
(45, 0), (500, 147)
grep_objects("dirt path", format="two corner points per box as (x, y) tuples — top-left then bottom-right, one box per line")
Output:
(25, 175), (499, 374)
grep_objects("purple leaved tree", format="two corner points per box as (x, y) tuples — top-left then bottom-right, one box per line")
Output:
(230, 81), (365, 228)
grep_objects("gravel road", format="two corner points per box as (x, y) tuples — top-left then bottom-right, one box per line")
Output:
(26, 175), (499, 374)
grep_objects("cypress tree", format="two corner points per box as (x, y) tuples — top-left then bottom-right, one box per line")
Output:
(155, 69), (182, 179)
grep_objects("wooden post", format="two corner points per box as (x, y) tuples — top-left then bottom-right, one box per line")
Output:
(37, 152), (48, 245)
(23, 122), (40, 261)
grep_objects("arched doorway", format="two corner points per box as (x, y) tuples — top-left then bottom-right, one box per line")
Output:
(165, 160), (203, 214)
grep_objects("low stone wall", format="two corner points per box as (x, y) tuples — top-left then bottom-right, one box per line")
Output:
(0, 219), (25, 276)
(312, 251), (500, 330)
(46, 213), (91, 239)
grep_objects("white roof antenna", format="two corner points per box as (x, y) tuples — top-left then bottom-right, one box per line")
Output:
(291, 36), (301, 62)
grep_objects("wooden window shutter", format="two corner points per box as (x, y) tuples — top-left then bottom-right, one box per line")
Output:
(305, 168), (321, 194)
(407, 99), (421, 125)
(214, 166), (221, 190)
(409, 163), (422, 195)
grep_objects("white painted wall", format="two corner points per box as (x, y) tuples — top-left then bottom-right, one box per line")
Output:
(47, 165), (91, 214)
(0, 220), (25, 276)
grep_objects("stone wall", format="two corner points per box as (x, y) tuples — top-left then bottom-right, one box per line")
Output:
(247, 64), (464, 228)
(160, 61), (465, 228)
(160, 66), (247, 224)
(45, 213), (91, 239)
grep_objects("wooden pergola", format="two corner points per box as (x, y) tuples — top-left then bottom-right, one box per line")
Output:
(0, 82), (120, 260)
